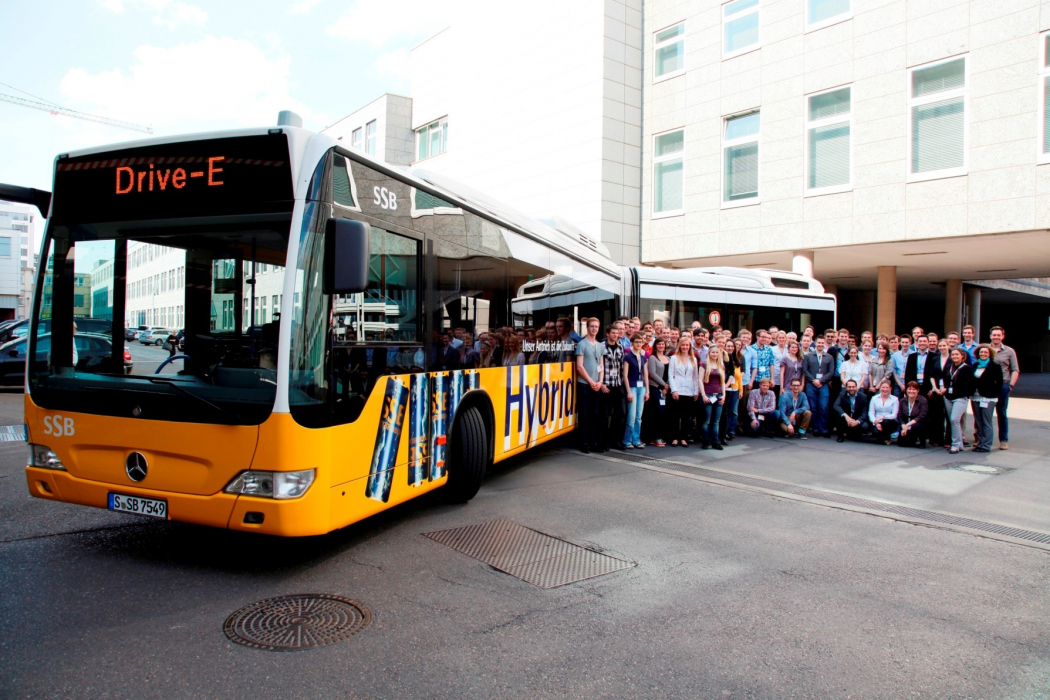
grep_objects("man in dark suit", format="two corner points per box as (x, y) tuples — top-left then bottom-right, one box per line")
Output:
(833, 379), (870, 442)
(904, 334), (936, 396)
(802, 336), (836, 436)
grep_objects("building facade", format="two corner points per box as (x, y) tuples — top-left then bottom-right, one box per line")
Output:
(0, 201), (34, 320)
(323, 94), (415, 166)
(640, 0), (1050, 351)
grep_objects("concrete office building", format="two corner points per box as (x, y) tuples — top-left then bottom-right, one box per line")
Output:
(334, 0), (644, 264)
(640, 0), (1050, 367)
(0, 202), (31, 321)
(323, 93), (415, 167)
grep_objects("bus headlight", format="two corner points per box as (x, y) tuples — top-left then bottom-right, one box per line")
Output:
(28, 444), (66, 470)
(224, 469), (315, 499)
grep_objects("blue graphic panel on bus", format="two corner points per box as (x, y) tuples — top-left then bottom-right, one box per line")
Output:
(429, 373), (450, 481)
(408, 373), (429, 487)
(365, 376), (409, 503)
(502, 364), (575, 453)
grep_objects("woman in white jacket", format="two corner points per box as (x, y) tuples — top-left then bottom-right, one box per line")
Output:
(668, 336), (699, 447)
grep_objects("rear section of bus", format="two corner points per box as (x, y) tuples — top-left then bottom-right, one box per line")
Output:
(22, 128), (335, 535)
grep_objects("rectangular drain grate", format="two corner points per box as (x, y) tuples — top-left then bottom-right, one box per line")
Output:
(0, 425), (26, 442)
(423, 519), (634, 588)
(605, 451), (1050, 547)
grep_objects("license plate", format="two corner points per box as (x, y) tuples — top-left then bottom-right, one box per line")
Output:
(108, 493), (168, 519)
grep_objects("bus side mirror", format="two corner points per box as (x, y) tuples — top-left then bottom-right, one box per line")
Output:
(323, 219), (370, 294)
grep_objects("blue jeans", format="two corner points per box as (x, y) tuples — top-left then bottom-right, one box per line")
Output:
(804, 383), (830, 433)
(700, 396), (722, 446)
(996, 383), (1011, 443)
(724, 390), (739, 435)
(624, 385), (645, 445)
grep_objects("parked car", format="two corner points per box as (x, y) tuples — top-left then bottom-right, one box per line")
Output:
(0, 319), (28, 344)
(125, 325), (148, 341)
(0, 332), (132, 386)
(139, 328), (173, 346)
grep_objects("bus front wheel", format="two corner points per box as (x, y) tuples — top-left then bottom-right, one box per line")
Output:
(446, 405), (489, 502)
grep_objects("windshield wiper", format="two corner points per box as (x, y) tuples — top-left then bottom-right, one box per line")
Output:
(148, 377), (241, 422)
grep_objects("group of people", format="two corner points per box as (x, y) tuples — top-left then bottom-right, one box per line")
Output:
(574, 318), (1020, 457)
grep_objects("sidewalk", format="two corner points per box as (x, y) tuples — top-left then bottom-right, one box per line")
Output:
(624, 396), (1050, 534)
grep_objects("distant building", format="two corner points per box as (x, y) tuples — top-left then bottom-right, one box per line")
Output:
(0, 201), (33, 321)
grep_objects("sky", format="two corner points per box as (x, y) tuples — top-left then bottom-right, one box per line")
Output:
(0, 0), (453, 193)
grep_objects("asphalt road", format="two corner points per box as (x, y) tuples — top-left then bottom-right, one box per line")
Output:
(1, 391), (1049, 699)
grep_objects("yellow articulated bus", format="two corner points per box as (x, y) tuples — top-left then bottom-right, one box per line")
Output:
(17, 119), (624, 536)
(15, 116), (835, 536)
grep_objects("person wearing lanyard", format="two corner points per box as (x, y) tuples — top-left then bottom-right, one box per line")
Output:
(897, 381), (928, 448)
(802, 337), (835, 437)
(643, 337), (670, 447)
(943, 348), (976, 454)
(574, 317), (606, 454)
(600, 323), (627, 451)
(720, 338), (742, 445)
(904, 334), (934, 396)
(925, 338), (953, 447)
(668, 337), (700, 447)
(833, 379), (870, 442)
(839, 345), (867, 393)
(891, 333), (911, 397)
(970, 344), (1004, 453)
(777, 378), (812, 439)
(869, 380), (900, 445)
(960, 325), (979, 363)
(622, 333), (650, 450)
(698, 344), (726, 450)
(988, 326), (1019, 450)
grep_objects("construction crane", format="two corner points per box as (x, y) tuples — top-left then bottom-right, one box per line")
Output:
(0, 91), (153, 135)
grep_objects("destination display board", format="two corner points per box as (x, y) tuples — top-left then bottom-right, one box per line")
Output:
(50, 133), (294, 224)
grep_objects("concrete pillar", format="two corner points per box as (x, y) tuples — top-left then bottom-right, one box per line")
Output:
(944, 279), (963, 335)
(965, 286), (982, 340)
(876, 266), (897, 336)
(792, 250), (814, 278)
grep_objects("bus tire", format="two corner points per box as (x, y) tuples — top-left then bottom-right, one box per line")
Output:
(445, 405), (489, 503)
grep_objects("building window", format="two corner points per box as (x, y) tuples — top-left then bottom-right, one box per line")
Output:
(1040, 32), (1050, 163)
(806, 86), (851, 194)
(807, 0), (850, 31)
(415, 118), (449, 161)
(908, 56), (967, 181)
(654, 23), (685, 81)
(0, 237), (11, 257)
(352, 127), (363, 151)
(723, 111), (760, 205)
(723, 0), (759, 58)
(652, 129), (684, 216)
(365, 120), (377, 156)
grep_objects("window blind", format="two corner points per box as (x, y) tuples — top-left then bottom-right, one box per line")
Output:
(912, 58), (965, 98)
(808, 0), (849, 25)
(724, 142), (759, 200)
(809, 123), (850, 188)
(912, 97), (964, 173)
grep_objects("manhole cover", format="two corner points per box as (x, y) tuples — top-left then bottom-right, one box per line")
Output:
(223, 594), (371, 651)
(937, 462), (1015, 476)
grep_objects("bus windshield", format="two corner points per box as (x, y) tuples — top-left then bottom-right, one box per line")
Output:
(29, 219), (290, 425)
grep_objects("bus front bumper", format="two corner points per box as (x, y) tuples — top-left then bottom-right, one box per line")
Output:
(25, 466), (330, 536)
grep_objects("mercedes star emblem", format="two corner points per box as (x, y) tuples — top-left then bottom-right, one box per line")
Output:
(125, 452), (148, 482)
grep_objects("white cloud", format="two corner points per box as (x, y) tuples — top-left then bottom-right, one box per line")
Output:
(289, 0), (323, 14)
(96, 0), (207, 29)
(153, 3), (208, 29)
(59, 36), (323, 133)
(374, 48), (412, 81)
(327, 0), (456, 45)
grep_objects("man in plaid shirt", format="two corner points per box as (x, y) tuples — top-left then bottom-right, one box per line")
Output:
(600, 321), (627, 450)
